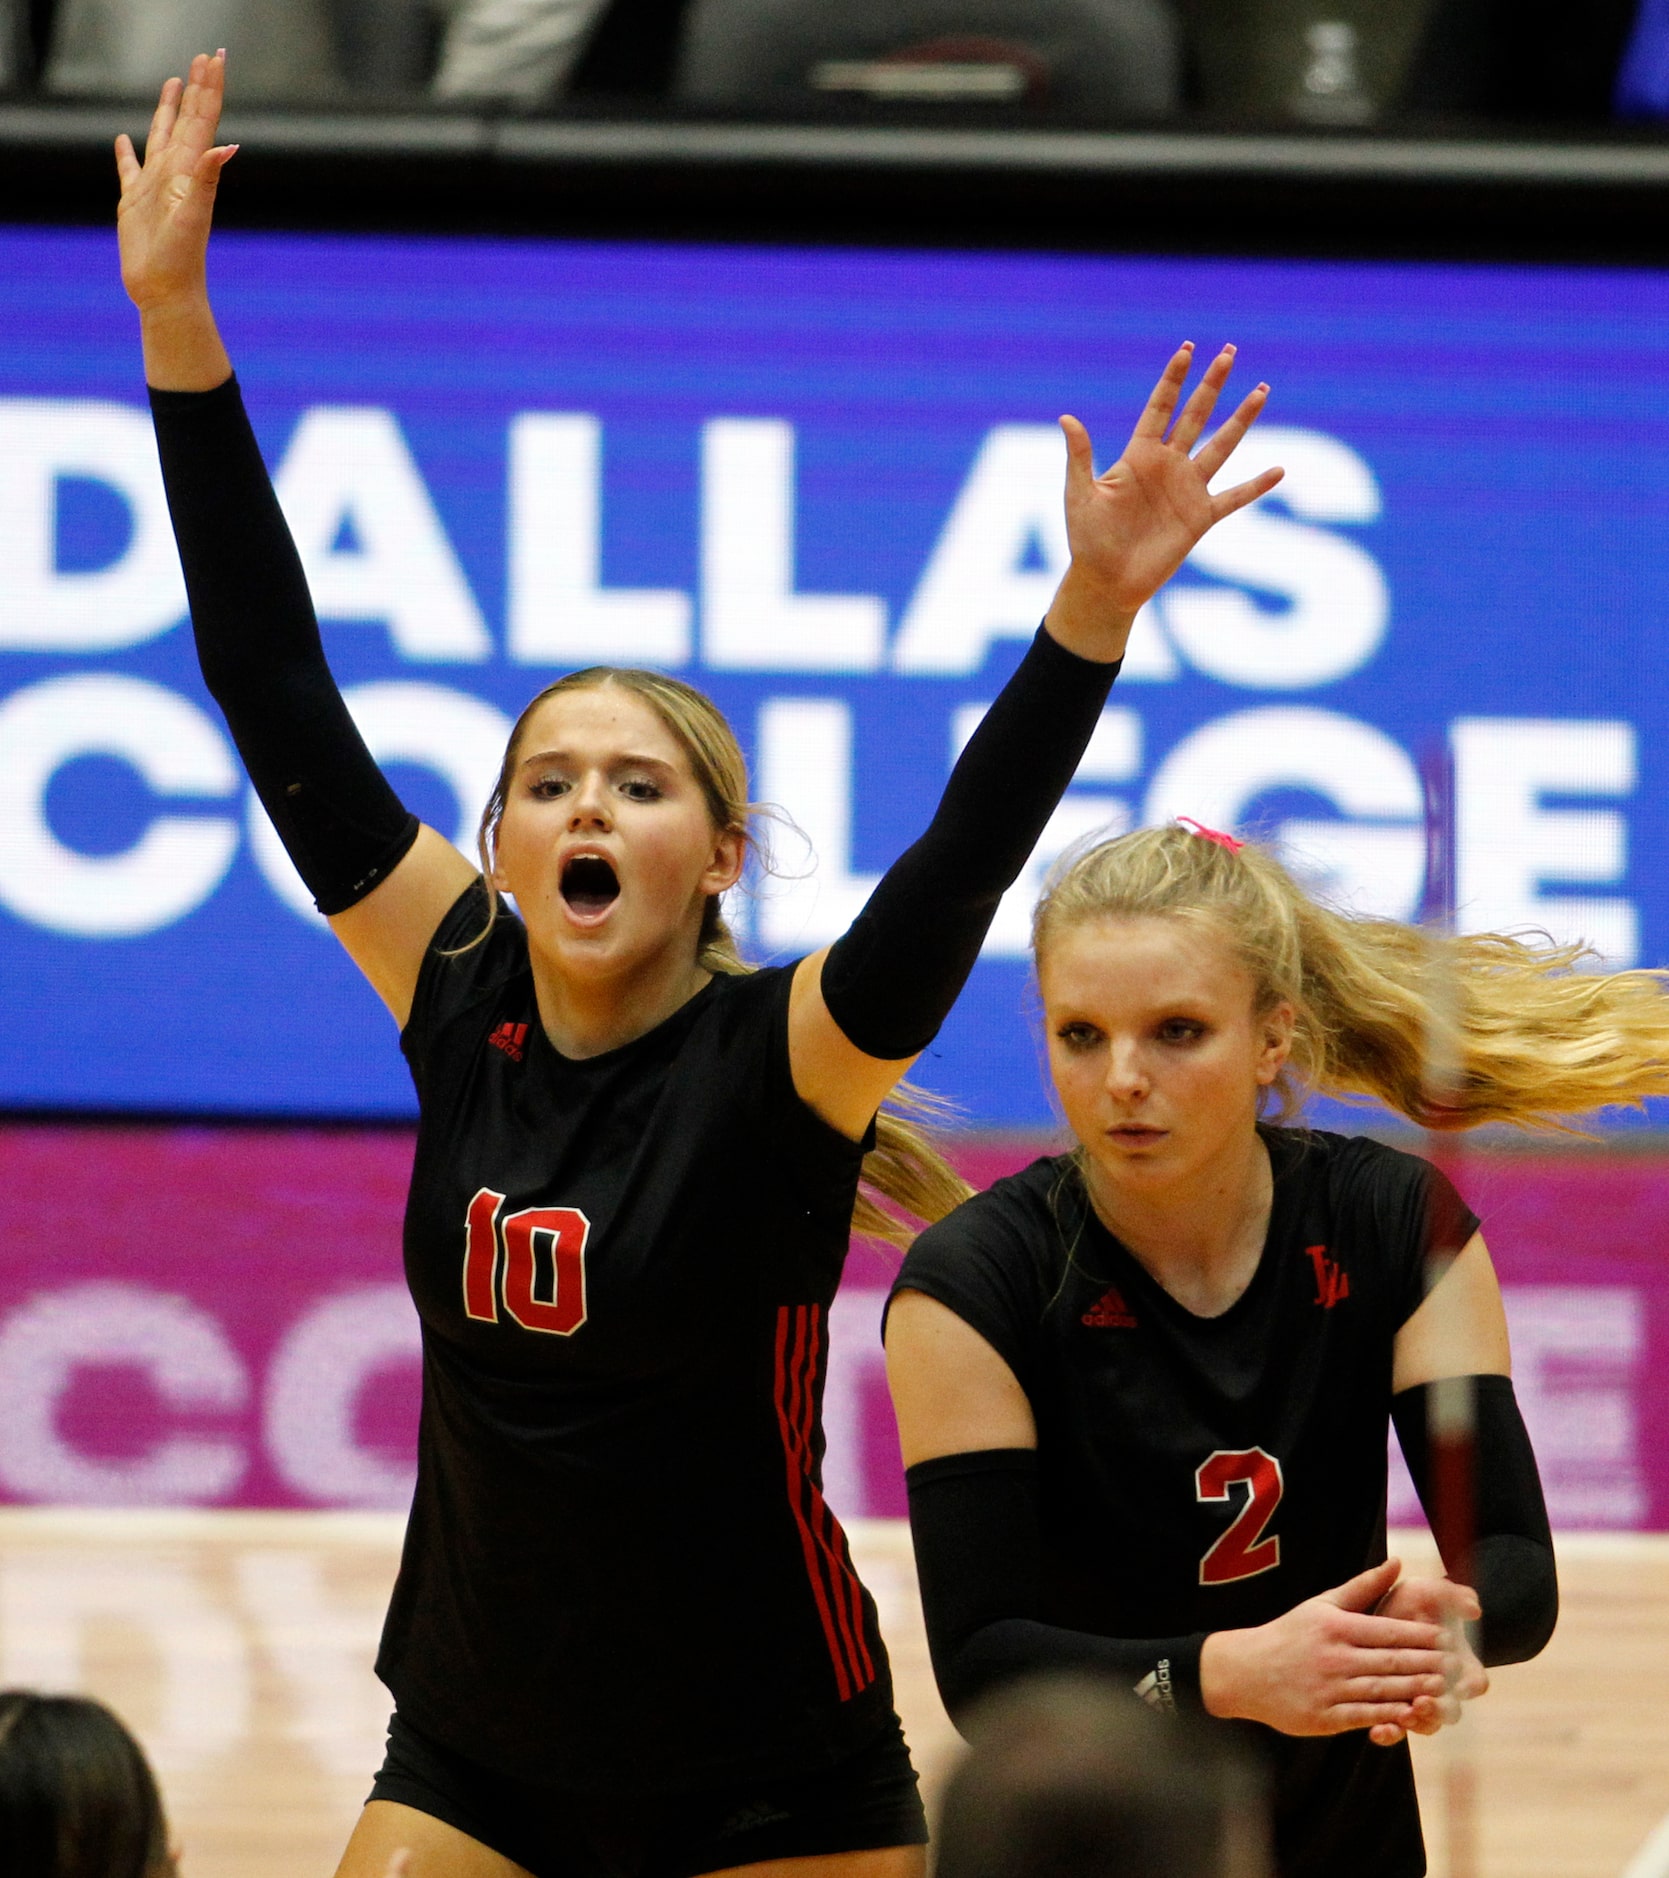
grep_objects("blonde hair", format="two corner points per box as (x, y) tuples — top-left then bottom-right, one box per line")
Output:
(473, 667), (970, 1245)
(1033, 822), (1669, 1131)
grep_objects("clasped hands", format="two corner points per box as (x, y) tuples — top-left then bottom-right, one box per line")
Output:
(1200, 1556), (1489, 1746)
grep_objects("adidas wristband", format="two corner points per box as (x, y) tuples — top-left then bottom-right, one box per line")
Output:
(905, 1448), (1206, 1727)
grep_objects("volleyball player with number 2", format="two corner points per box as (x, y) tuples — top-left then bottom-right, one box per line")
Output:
(886, 821), (1669, 1876)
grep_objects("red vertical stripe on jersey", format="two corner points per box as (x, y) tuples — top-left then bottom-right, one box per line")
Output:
(800, 1308), (876, 1690)
(773, 1303), (876, 1701)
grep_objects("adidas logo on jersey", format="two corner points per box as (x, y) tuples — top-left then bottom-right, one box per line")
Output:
(1081, 1285), (1137, 1328)
(488, 1021), (529, 1063)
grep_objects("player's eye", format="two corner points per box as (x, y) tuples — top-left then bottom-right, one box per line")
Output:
(528, 774), (572, 800)
(1055, 1022), (1102, 1051)
(618, 776), (664, 802)
(1157, 1017), (1207, 1045)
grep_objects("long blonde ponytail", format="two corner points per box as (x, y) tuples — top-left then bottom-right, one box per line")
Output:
(1034, 823), (1669, 1131)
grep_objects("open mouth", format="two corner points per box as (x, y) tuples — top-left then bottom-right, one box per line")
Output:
(560, 854), (620, 915)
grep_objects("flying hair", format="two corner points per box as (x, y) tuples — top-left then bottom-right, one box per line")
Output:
(1033, 821), (1669, 1130)
(464, 667), (969, 1245)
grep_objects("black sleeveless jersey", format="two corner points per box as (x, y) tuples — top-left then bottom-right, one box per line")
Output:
(376, 882), (895, 1794)
(894, 1129), (1480, 1878)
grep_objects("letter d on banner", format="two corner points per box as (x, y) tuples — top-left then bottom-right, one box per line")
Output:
(0, 400), (186, 651)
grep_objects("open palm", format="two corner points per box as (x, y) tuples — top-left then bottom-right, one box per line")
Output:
(1061, 345), (1283, 617)
(115, 50), (235, 314)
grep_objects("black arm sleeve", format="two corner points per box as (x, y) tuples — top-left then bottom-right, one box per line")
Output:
(906, 1449), (1206, 1728)
(150, 377), (420, 914)
(821, 627), (1120, 1060)
(1390, 1375), (1558, 1666)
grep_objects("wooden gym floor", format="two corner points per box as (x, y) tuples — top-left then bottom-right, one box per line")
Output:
(0, 1510), (1663, 1878)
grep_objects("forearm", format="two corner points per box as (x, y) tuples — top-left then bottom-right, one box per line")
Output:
(140, 292), (232, 392)
(939, 1613), (1206, 1725)
(906, 1449), (1205, 1728)
(152, 377), (418, 911)
(822, 627), (1120, 1058)
(1391, 1375), (1559, 1665)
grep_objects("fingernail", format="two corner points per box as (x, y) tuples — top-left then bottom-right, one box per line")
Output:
(1181, 340), (1195, 351)
(1222, 343), (1237, 354)
(217, 47), (226, 58)
(1257, 383), (1270, 394)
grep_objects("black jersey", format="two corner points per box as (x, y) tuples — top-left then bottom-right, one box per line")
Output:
(893, 1128), (1480, 1878)
(377, 882), (895, 1794)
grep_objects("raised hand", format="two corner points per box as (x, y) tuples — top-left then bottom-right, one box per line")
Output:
(114, 51), (237, 389)
(1044, 343), (1282, 662)
(1199, 1558), (1470, 1740)
(1365, 1571), (1489, 1746)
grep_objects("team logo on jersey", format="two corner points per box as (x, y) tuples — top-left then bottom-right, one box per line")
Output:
(487, 1020), (529, 1063)
(1305, 1243), (1350, 1309)
(1081, 1285), (1138, 1328)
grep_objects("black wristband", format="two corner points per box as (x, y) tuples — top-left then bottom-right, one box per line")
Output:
(905, 1448), (1206, 1726)
(151, 377), (421, 913)
(822, 626), (1121, 1060)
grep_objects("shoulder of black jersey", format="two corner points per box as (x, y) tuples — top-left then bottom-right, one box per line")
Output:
(898, 1152), (1072, 1273)
(704, 958), (796, 1009)
(403, 876), (529, 1037)
(1277, 1126), (1480, 1247)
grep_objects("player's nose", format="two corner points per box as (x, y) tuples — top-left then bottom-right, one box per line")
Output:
(566, 771), (613, 828)
(1102, 1041), (1150, 1099)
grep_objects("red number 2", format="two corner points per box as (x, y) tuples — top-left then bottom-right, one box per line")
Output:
(1195, 1447), (1284, 1586)
(461, 1188), (590, 1337)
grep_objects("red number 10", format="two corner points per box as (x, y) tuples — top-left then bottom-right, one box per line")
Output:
(1196, 1447), (1283, 1586)
(462, 1188), (590, 1337)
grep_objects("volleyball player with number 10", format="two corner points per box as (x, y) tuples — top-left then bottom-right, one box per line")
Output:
(114, 49), (1286, 1878)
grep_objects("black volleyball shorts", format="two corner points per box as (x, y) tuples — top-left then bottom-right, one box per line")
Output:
(367, 1708), (928, 1878)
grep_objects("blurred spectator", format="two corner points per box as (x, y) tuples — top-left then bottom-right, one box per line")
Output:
(432, 0), (613, 100)
(1613, 0), (1669, 117)
(334, 0), (438, 95)
(1176, 0), (1437, 125)
(45, 0), (343, 100)
(934, 1675), (1270, 1878)
(673, 0), (1183, 120)
(0, 1690), (174, 1878)
(1404, 0), (1641, 122)
(565, 0), (691, 96)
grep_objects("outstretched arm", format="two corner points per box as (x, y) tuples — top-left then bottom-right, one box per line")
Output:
(787, 346), (1284, 1139)
(118, 54), (477, 1023)
(886, 1292), (1458, 1736)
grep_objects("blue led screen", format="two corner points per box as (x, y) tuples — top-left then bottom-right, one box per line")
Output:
(1, 226), (1665, 1125)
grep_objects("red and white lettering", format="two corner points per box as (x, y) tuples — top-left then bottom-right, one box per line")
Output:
(462, 1188), (506, 1323)
(1195, 1447), (1284, 1586)
(501, 1207), (590, 1337)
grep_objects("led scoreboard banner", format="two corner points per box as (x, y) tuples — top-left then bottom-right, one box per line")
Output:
(1, 228), (1665, 1127)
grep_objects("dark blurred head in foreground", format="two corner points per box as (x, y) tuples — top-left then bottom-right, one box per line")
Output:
(0, 1691), (173, 1878)
(935, 1675), (1270, 1878)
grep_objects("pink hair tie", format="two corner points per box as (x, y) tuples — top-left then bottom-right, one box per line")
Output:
(1176, 816), (1245, 853)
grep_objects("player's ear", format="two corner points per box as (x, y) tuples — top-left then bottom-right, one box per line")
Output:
(1255, 1000), (1295, 1085)
(701, 823), (747, 897)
